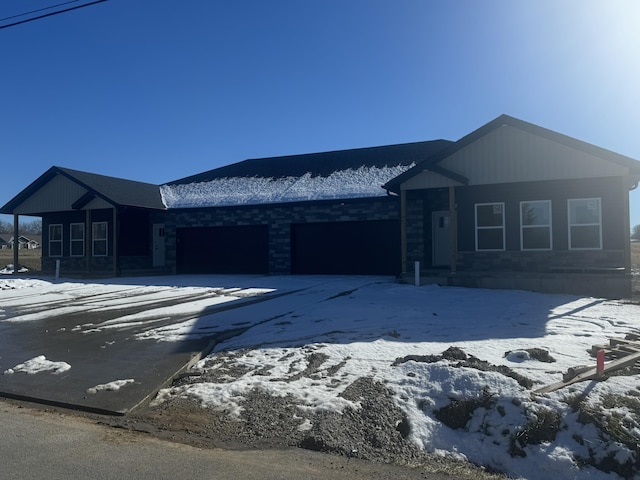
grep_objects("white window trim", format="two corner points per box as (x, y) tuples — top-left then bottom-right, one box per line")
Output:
(92, 221), (108, 257)
(520, 200), (552, 251)
(475, 202), (505, 251)
(49, 224), (63, 257)
(70, 223), (85, 257)
(568, 198), (602, 250)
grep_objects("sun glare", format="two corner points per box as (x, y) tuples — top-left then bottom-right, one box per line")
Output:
(580, 2), (640, 95)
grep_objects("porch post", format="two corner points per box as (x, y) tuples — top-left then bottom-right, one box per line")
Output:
(85, 209), (91, 273)
(112, 207), (118, 277)
(400, 190), (407, 274)
(449, 186), (457, 274)
(13, 214), (19, 275)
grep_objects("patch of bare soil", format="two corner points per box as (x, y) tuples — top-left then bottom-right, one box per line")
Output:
(117, 375), (506, 480)
(393, 346), (536, 388)
(120, 343), (640, 479)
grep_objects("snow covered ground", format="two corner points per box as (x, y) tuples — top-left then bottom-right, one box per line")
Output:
(1, 275), (639, 480)
(0, 264), (29, 275)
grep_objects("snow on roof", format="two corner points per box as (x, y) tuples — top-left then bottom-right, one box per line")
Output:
(160, 164), (412, 209)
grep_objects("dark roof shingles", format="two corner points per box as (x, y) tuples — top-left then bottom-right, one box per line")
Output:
(166, 140), (453, 185)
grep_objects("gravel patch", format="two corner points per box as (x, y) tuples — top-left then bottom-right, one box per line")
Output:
(131, 371), (506, 480)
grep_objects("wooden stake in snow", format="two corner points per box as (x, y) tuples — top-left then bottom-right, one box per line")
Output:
(534, 351), (640, 395)
(596, 349), (605, 377)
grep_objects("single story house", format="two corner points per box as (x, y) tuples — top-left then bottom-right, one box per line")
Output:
(0, 234), (40, 250)
(2, 115), (639, 297)
(13, 235), (41, 249)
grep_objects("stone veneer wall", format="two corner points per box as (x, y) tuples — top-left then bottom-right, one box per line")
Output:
(42, 255), (161, 276)
(404, 188), (450, 271)
(153, 196), (401, 274)
(42, 256), (114, 275)
(456, 249), (627, 273)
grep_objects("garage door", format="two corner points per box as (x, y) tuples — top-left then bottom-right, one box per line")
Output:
(176, 225), (269, 274)
(291, 220), (400, 275)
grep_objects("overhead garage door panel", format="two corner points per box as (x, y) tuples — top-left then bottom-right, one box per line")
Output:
(291, 220), (400, 275)
(176, 225), (269, 274)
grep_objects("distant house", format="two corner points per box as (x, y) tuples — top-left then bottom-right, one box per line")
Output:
(2, 115), (639, 297)
(12, 235), (41, 250)
(0, 234), (40, 249)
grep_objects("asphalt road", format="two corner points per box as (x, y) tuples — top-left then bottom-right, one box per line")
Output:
(1, 400), (459, 480)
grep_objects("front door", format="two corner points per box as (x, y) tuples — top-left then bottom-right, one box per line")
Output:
(432, 211), (450, 267)
(152, 224), (166, 267)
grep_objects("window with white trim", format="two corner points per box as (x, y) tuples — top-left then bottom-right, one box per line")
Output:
(70, 223), (85, 257)
(475, 202), (505, 251)
(49, 224), (62, 257)
(520, 200), (552, 250)
(568, 198), (601, 249)
(92, 222), (108, 256)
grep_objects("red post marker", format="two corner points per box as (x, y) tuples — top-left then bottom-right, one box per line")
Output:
(596, 349), (605, 377)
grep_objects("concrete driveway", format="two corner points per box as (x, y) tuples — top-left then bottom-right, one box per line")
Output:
(0, 277), (285, 414)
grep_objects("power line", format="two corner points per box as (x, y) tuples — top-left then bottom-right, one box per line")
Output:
(0, 0), (84, 22)
(0, 0), (108, 30)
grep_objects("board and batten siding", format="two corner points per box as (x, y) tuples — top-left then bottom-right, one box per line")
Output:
(13, 174), (89, 214)
(83, 196), (113, 210)
(401, 125), (630, 190)
(13, 173), (115, 214)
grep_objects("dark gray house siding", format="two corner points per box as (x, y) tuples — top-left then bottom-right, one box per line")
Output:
(403, 177), (629, 274)
(41, 208), (155, 275)
(454, 177), (628, 272)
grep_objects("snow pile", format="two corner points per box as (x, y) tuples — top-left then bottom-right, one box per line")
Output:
(0, 264), (29, 275)
(160, 164), (411, 208)
(87, 379), (135, 394)
(4, 355), (71, 375)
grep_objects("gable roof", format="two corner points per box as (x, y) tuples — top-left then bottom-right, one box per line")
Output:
(161, 140), (453, 208)
(15, 234), (42, 244)
(383, 114), (640, 193)
(0, 166), (166, 215)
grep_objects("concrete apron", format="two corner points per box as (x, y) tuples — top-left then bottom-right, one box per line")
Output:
(0, 293), (281, 415)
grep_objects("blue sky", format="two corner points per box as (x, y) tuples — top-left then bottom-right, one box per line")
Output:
(2, 0), (640, 228)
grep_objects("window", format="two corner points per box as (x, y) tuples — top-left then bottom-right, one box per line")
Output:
(70, 223), (85, 257)
(49, 224), (62, 257)
(92, 222), (108, 256)
(475, 202), (505, 250)
(520, 200), (552, 250)
(568, 198), (601, 249)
